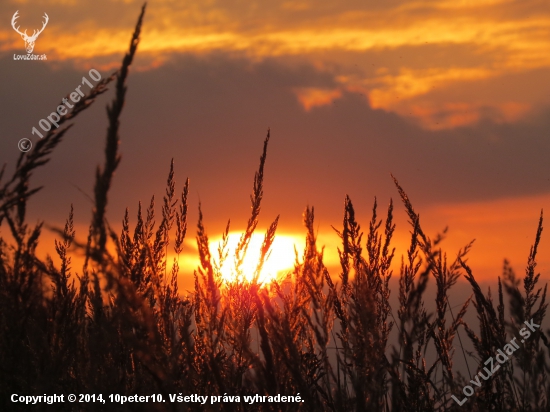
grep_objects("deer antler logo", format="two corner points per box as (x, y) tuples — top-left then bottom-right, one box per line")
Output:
(11, 11), (49, 54)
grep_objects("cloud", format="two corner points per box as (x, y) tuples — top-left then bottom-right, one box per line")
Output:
(1, 0), (548, 127)
(2, 47), (549, 280)
(293, 87), (343, 111)
(2, 53), (549, 224)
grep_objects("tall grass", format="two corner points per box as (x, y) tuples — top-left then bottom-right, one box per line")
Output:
(1, 4), (549, 411)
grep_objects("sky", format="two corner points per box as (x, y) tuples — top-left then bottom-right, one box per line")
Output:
(1, 0), (549, 289)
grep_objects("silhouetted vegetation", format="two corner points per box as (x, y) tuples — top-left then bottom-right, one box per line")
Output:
(1, 5), (549, 411)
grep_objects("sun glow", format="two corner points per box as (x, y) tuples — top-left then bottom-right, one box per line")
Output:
(209, 232), (304, 284)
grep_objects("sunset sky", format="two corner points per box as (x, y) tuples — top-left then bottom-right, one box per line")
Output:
(1, 0), (549, 288)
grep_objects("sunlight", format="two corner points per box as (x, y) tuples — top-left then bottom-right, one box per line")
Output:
(209, 232), (304, 284)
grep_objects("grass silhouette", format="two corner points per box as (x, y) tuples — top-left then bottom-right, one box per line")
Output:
(1, 4), (549, 411)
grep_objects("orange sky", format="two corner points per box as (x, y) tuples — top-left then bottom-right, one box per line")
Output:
(1, 0), (550, 284)
(2, 0), (550, 128)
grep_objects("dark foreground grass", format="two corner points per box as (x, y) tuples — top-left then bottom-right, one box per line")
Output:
(1, 5), (549, 412)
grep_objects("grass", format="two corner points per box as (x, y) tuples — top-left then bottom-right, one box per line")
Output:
(1, 4), (549, 411)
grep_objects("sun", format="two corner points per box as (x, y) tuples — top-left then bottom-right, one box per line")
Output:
(210, 232), (303, 284)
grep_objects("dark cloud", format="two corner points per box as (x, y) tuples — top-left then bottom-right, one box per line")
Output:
(1, 53), (549, 234)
